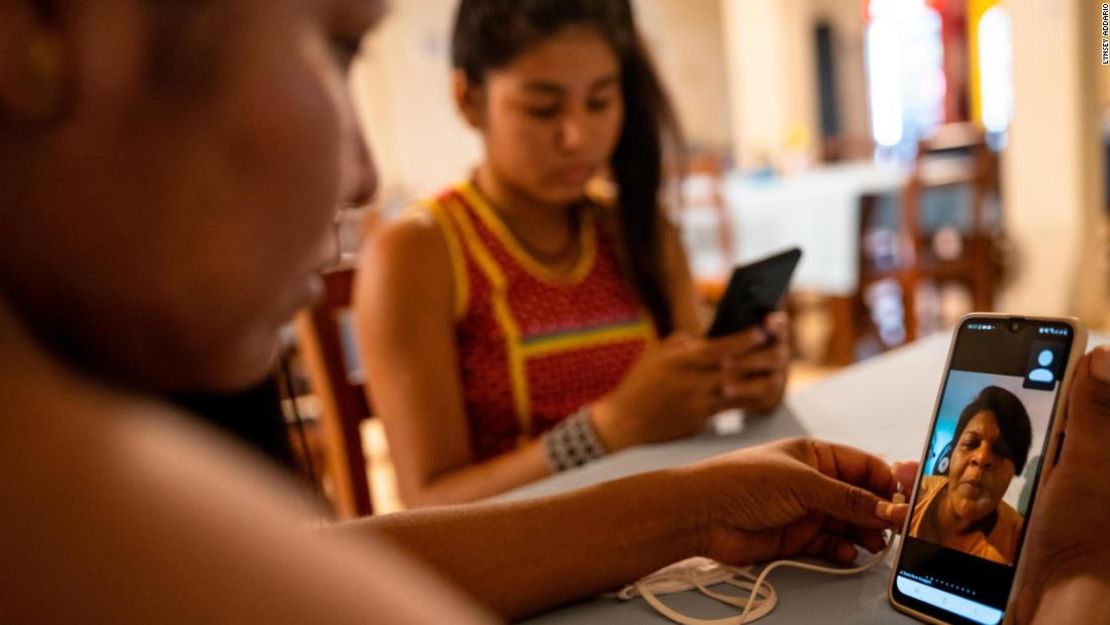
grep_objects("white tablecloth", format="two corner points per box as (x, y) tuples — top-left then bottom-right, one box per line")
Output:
(681, 161), (907, 296)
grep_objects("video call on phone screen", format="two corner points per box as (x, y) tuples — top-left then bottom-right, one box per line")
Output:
(891, 319), (1075, 625)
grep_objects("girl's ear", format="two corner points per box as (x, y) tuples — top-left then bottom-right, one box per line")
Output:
(452, 69), (485, 130)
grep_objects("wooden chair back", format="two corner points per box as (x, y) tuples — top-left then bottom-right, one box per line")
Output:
(295, 266), (374, 518)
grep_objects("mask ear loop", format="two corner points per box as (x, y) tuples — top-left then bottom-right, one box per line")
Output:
(621, 492), (909, 625)
(629, 530), (901, 625)
(613, 559), (737, 599)
(634, 572), (777, 625)
(699, 570), (775, 608)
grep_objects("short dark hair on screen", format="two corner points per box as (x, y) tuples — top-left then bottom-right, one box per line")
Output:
(953, 385), (1033, 474)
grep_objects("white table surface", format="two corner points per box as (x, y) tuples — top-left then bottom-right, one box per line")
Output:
(504, 331), (1107, 624)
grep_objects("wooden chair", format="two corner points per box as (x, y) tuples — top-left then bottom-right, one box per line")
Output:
(898, 123), (1002, 341)
(294, 266), (374, 518)
(849, 124), (1003, 362)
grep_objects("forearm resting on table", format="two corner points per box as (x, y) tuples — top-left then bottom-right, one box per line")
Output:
(338, 468), (704, 620)
(399, 440), (551, 508)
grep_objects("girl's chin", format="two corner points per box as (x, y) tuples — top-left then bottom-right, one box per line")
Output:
(537, 181), (589, 204)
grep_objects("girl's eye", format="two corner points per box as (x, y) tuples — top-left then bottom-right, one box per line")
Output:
(525, 106), (560, 119)
(587, 98), (613, 112)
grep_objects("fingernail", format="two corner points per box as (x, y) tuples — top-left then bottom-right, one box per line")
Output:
(1092, 346), (1110, 383)
(875, 501), (894, 521)
(892, 461), (903, 473)
(876, 501), (908, 523)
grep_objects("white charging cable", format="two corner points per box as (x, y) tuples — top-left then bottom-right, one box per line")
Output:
(615, 491), (907, 625)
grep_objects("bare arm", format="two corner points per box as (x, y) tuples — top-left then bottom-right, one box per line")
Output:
(354, 214), (553, 506)
(341, 437), (907, 621)
(347, 468), (702, 621)
(1, 330), (905, 625)
(658, 217), (708, 335)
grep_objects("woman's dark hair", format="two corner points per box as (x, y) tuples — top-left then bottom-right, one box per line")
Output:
(954, 386), (1033, 474)
(451, 0), (683, 335)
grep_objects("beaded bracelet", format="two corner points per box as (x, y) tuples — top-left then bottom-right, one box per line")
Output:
(542, 405), (608, 472)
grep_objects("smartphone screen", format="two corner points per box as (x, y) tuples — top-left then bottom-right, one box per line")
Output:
(890, 317), (1077, 625)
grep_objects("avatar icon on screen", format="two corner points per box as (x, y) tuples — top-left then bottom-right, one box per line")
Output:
(1027, 350), (1055, 384)
(909, 386), (1032, 565)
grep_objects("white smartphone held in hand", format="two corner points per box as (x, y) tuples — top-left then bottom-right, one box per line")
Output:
(888, 314), (1087, 625)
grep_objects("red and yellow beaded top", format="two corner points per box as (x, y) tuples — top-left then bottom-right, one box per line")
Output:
(420, 181), (657, 460)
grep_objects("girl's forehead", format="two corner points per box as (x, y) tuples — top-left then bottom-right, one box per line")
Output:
(494, 30), (619, 88)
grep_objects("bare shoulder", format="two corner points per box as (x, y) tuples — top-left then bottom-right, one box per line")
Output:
(0, 362), (492, 625)
(355, 205), (457, 318)
(361, 207), (452, 282)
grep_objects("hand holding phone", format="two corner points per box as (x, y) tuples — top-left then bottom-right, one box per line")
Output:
(1004, 345), (1110, 625)
(888, 315), (1087, 625)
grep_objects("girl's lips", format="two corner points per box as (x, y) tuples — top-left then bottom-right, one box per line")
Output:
(553, 165), (595, 185)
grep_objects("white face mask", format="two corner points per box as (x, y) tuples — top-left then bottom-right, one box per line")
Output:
(612, 535), (898, 625)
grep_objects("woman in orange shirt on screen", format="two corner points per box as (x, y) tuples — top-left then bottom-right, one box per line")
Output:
(909, 386), (1031, 565)
(355, 0), (790, 506)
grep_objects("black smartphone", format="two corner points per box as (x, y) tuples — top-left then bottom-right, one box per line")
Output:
(888, 314), (1087, 625)
(706, 247), (802, 338)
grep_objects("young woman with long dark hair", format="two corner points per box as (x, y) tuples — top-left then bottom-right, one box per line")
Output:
(356, 0), (790, 506)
